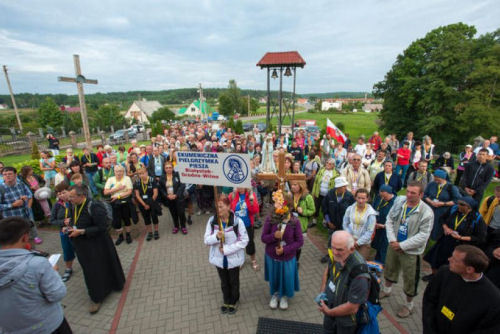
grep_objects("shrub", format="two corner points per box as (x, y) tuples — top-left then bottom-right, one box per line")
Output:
(31, 142), (40, 160)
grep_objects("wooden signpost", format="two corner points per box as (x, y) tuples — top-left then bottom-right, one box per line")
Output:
(58, 55), (98, 148)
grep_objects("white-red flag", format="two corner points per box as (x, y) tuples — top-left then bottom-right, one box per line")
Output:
(326, 118), (347, 145)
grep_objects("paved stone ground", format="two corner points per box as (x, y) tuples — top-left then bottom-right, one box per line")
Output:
(37, 209), (427, 334)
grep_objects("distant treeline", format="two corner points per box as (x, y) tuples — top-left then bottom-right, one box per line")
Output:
(0, 89), (372, 109)
(302, 92), (373, 99)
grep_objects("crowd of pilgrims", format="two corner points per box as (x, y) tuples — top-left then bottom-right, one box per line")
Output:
(0, 120), (499, 326)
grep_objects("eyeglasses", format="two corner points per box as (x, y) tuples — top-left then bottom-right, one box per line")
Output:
(352, 159), (361, 161)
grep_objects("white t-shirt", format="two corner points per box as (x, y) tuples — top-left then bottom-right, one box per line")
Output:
(104, 176), (133, 198)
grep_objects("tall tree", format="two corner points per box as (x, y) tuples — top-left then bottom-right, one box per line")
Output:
(91, 104), (126, 130)
(374, 23), (499, 149)
(150, 106), (176, 122)
(218, 93), (233, 116)
(227, 79), (241, 114)
(38, 97), (63, 129)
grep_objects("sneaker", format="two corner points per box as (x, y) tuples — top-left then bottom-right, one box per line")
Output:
(379, 290), (391, 299)
(320, 254), (329, 263)
(205, 210), (211, 215)
(308, 218), (317, 228)
(187, 216), (193, 225)
(220, 305), (228, 314)
(115, 234), (124, 246)
(146, 232), (153, 241)
(196, 210), (202, 216)
(397, 305), (413, 318)
(181, 228), (188, 235)
(227, 305), (237, 315)
(279, 296), (288, 310)
(269, 294), (279, 309)
(89, 302), (102, 314)
(125, 233), (132, 244)
(254, 220), (262, 229)
(172, 227), (179, 234)
(33, 237), (43, 245)
(61, 268), (73, 282)
(154, 231), (159, 240)
(422, 274), (434, 282)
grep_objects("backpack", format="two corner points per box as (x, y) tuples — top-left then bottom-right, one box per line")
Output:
(210, 212), (239, 237)
(326, 259), (381, 305)
(349, 263), (381, 306)
(88, 199), (113, 226)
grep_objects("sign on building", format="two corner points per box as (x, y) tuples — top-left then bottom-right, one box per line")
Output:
(176, 152), (252, 188)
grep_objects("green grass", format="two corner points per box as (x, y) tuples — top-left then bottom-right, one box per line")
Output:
(250, 111), (380, 140)
(0, 140), (151, 166)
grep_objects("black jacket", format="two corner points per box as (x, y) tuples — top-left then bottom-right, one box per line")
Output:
(322, 189), (355, 230)
(461, 161), (494, 196)
(158, 172), (185, 204)
(288, 146), (304, 163)
(423, 265), (500, 334)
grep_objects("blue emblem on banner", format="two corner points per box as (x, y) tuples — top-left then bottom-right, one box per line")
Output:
(223, 155), (248, 184)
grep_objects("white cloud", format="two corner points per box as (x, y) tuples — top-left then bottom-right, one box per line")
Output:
(0, 0), (498, 94)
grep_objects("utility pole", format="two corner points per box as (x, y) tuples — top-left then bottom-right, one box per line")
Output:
(198, 83), (206, 121)
(247, 94), (250, 116)
(2, 65), (23, 132)
(58, 55), (98, 147)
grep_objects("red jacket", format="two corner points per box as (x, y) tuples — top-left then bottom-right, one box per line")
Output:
(369, 135), (382, 151)
(228, 190), (259, 227)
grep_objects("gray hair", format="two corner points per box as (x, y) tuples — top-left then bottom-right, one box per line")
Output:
(114, 164), (125, 173)
(69, 184), (88, 197)
(331, 230), (355, 249)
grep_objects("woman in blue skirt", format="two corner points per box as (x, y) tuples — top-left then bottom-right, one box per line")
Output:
(261, 189), (304, 310)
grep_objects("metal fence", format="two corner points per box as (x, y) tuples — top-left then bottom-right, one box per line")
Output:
(0, 126), (145, 157)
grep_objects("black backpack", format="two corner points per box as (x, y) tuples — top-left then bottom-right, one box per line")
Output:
(210, 212), (239, 237)
(87, 199), (113, 226)
(326, 259), (381, 305)
(349, 263), (381, 305)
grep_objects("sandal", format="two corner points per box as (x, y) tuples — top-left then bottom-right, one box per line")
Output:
(62, 268), (73, 282)
(251, 260), (260, 271)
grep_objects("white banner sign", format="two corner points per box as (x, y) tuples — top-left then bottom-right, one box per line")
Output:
(176, 151), (252, 188)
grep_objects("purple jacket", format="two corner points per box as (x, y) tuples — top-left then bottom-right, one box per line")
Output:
(261, 215), (303, 261)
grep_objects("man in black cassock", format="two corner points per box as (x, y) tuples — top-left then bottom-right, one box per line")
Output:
(422, 244), (500, 334)
(67, 184), (125, 314)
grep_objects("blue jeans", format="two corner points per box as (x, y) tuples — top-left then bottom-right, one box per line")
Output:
(59, 231), (75, 262)
(395, 164), (409, 186)
(85, 171), (98, 195)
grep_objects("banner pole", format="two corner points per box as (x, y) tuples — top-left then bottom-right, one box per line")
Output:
(213, 186), (224, 244)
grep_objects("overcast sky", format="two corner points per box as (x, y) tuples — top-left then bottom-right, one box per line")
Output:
(0, 0), (498, 95)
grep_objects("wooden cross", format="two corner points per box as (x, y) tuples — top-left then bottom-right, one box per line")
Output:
(257, 150), (306, 192)
(58, 55), (98, 148)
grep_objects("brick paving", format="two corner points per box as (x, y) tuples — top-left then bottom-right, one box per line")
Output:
(37, 210), (428, 334)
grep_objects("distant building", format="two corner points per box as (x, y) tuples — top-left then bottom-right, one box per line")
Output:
(321, 100), (342, 111)
(0, 104), (8, 110)
(362, 103), (383, 113)
(297, 98), (309, 104)
(177, 99), (215, 118)
(125, 99), (162, 124)
(59, 105), (80, 113)
(259, 97), (267, 104)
